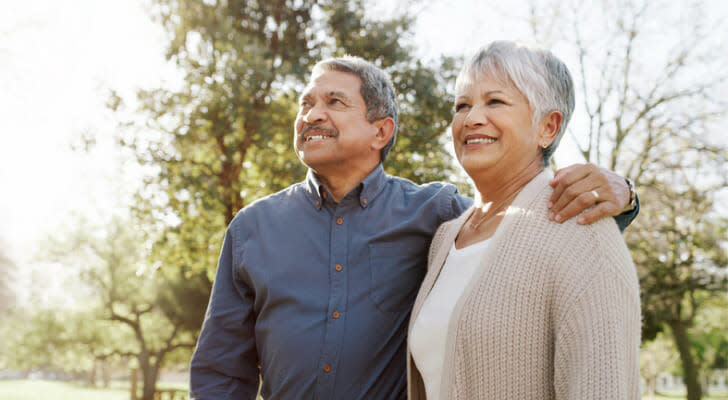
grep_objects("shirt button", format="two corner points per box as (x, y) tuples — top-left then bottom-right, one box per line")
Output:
(315, 201), (320, 206)
(362, 198), (368, 204)
(322, 192), (328, 199)
(323, 364), (331, 373)
(332, 311), (340, 319)
(336, 217), (343, 225)
(335, 264), (343, 271)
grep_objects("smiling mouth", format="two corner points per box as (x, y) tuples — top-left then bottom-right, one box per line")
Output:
(465, 137), (496, 145)
(301, 126), (337, 142)
(305, 135), (333, 142)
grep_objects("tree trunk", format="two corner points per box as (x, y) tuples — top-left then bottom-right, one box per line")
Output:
(102, 361), (111, 388)
(645, 376), (656, 398)
(88, 362), (97, 387)
(670, 319), (702, 400)
(139, 356), (159, 400)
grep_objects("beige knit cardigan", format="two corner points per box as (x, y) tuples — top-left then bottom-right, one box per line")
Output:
(407, 171), (641, 400)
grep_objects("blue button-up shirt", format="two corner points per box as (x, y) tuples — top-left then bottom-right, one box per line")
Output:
(190, 164), (471, 400)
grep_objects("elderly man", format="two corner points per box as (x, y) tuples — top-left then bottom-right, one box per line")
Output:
(189, 56), (638, 400)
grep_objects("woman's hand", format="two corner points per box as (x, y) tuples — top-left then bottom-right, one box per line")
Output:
(547, 163), (630, 225)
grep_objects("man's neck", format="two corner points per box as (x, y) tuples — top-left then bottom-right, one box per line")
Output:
(314, 163), (380, 203)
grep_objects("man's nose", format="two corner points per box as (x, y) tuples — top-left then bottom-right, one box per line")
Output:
(303, 102), (327, 124)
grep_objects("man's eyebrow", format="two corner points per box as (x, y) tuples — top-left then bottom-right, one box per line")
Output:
(328, 91), (351, 101)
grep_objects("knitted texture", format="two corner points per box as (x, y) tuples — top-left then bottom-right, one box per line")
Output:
(407, 171), (641, 400)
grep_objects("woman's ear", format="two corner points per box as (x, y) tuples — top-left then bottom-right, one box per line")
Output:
(538, 110), (563, 147)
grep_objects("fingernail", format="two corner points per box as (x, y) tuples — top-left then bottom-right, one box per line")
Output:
(547, 201), (553, 208)
(577, 216), (585, 224)
(548, 212), (554, 220)
(554, 214), (562, 222)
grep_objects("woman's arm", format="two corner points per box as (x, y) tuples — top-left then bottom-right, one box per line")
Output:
(553, 253), (641, 399)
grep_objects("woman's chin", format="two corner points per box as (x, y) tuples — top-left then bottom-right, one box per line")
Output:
(459, 158), (498, 179)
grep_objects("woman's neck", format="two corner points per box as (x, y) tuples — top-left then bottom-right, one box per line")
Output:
(472, 158), (544, 209)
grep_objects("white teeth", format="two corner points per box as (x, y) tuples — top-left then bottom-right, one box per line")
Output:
(305, 135), (330, 141)
(466, 137), (496, 144)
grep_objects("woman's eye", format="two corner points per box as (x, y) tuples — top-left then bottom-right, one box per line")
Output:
(455, 103), (470, 112)
(488, 99), (505, 105)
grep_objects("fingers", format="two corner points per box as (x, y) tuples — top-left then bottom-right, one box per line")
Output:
(549, 164), (593, 208)
(549, 187), (601, 223)
(549, 163), (601, 213)
(576, 201), (621, 225)
(548, 163), (631, 224)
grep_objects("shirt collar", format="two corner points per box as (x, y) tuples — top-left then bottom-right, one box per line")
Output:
(304, 164), (387, 210)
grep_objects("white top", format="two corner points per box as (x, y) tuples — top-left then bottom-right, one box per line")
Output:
(409, 239), (491, 400)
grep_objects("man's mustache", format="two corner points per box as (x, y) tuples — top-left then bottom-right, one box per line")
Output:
(299, 125), (338, 138)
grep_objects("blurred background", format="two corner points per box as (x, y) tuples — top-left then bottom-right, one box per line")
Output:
(1, 0), (726, 399)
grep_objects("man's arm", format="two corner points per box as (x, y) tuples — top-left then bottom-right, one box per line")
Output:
(190, 227), (259, 400)
(547, 163), (639, 231)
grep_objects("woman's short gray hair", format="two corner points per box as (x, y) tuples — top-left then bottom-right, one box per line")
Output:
(456, 41), (575, 166)
(312, 56), (399, 163)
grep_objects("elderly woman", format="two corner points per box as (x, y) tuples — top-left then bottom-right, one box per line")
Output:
(407, 41), (641, 399)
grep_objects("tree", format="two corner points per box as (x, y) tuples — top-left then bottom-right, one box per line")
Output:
(47, 216), (198, 400)
(3, 308), (122, 385)
(690, 294), (728, 396)
(0, 239), (16, 315)
(525, 0), (728, 398)
(640, 332), (679, 398)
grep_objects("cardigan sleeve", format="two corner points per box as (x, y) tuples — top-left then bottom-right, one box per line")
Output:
(552, 256), (641, 400)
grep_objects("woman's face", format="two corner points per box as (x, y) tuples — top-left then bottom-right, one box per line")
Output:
(452, 73), (543, 179)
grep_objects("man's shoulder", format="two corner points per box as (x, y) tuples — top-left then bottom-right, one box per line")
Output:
(231, 182), (307, 224)
(387, 175), (459, 199)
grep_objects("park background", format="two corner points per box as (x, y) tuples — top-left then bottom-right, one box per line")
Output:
(1, 0), (727, 399)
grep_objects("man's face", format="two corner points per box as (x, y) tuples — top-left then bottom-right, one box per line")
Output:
(294, 70), (381, 173)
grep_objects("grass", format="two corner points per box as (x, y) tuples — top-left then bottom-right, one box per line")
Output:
(0, 380), (189, 400)
(0, 380), (726, 400)
(0, 380), (128, 400)
(645, 390), (728, 400)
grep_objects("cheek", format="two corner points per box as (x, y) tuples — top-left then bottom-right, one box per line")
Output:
(450, 117), (464, 139)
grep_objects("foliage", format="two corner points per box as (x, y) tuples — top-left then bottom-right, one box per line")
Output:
(641, 332), (679, 398)
(0, 241), (16, 316)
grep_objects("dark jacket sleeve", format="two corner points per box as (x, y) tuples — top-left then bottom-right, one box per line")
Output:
(190, 225), (259, 400)
(614, 192), (640, 233)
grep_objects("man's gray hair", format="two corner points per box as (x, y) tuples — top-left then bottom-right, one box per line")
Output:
(312, 56), (399, 163)
(456, 41), (575, 166)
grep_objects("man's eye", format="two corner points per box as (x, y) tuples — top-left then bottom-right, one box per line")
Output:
(329, 98), (343, 105)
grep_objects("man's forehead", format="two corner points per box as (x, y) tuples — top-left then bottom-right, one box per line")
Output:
(302, 70), (362, 95)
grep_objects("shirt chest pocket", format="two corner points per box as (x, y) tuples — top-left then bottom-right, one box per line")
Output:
(368, 242), (427, 313)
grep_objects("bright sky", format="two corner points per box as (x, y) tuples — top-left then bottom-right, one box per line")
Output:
(1, 0), (726, 291)
(0, 0), (173, 255)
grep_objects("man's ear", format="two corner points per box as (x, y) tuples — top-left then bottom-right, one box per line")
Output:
(371, 117), (395, 151)
(538, 110), (563, 147)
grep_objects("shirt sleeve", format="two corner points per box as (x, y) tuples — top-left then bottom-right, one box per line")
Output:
(553, 261), (641, 399)
(439, 186), (473, 224)
(190, 225), (259, 400)
(614, 192), (640, 232)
